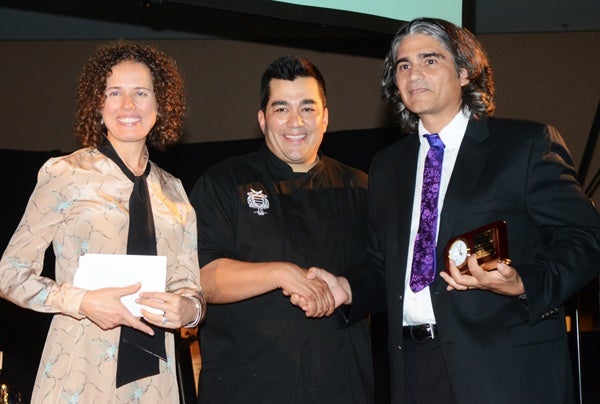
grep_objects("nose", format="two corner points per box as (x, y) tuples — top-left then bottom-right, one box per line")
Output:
(122, 93), (135, 109)
(288, 112), (304, 127)
(408, 65), (424, 81)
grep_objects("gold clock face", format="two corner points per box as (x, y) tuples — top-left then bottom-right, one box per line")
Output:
(448, 238), (468, 268)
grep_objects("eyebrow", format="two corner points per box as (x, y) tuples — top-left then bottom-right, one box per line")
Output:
(104, 85), (153, 91)
(420, 52), (445, 60)
(395, 52), (446, 66)
(269, 99), (318, 107)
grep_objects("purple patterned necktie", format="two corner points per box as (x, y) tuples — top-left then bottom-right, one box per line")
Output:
(410, 133), (445, 292)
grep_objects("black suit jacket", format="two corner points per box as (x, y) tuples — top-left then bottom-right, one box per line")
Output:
(346, 117), (600, 403)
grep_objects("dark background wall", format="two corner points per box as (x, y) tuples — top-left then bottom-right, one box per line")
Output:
(0, 33), (598, 205)
(0, 2), (598, 204)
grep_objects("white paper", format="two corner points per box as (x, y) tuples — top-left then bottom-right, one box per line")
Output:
(74, 253), (167, 317)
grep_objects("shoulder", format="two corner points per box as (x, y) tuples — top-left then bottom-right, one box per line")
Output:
(485, 116), (546, 130)
(38, 147), (100, 177)
(481, 117), (556, 141)
(149, 161), (179, 182)
(149, 161), (186, 191)
(476, 117), (574, 166)
(189, 151), (261, 200)
(478, 117), (568, 150)
(321, 156), (368, 186)
(370, 132), (416, 169)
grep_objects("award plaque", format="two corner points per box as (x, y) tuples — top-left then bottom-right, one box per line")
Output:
(444, 220), (511, 274)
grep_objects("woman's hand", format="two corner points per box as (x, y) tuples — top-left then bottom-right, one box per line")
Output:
(137, 291), (199, 329)
(79, 283), (154, 335)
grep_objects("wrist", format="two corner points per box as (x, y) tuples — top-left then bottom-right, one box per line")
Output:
(182, 294), (205, 328)
(339, 276), (352, 305)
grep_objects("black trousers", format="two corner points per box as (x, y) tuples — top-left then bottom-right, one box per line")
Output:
(403, 336), (458, 404)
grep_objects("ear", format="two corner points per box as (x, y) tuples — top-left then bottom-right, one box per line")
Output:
(459, 68), (470, 86)
(257, 110), (266, 135)
(322, 107), (329, 132)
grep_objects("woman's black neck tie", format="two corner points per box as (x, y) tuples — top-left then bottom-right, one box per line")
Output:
(98, 142), (166, 388)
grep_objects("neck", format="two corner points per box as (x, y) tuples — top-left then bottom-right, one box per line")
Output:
(420, 105), (463, 134)
(109, 140), (148, 176)
(290, 155), (320, 173)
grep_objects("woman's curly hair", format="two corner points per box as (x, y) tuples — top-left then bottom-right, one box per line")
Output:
(75, 40), (185, 150)
(381, 18), (495, 134)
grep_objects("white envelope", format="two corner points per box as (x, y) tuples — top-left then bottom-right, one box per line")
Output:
(74, 253), (166, 317)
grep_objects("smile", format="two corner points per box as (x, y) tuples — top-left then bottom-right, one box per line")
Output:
(117, 117), (141, 124)
(285, 134), (306, 140)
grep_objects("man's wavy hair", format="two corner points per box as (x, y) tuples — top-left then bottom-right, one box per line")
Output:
(381, 17), (495, 133)
(75, 40), (186, 150)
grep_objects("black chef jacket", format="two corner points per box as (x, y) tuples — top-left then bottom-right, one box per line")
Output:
(189, 144), (374, 404)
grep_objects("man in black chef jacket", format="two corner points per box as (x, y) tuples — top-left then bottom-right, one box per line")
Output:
(189, 55), (374, 404)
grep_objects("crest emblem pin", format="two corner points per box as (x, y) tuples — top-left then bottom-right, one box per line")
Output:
(247, 188), (269, 216)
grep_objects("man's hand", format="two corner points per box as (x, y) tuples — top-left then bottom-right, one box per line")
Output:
(440, 255), (525, 296)
(279, 265), (335, 317)
(288, 267), (352, 317)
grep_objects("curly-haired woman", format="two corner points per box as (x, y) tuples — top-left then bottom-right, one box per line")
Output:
(0, 40), (205, 403)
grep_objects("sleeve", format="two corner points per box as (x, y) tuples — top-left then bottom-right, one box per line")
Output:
(165, 178), (203, 295)
(518, 125), (600, 323)
(189, 171), (238, 268)
(0, 158), (87, 318)
(341, 156), (388, 325)
(163, 178), (206, 324)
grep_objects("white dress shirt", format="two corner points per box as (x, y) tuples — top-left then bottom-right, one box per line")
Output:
(403, 109), (470, 326)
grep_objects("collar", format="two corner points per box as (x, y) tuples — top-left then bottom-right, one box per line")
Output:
(418, 109), (471, 150)
(259, 143), (325, 180)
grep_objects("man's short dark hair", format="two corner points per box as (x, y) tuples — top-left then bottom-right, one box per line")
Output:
(260, 55), (327, 111)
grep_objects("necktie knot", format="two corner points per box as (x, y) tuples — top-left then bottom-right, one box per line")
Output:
(425, 133), (444, 150)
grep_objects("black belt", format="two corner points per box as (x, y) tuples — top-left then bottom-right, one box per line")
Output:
(403, 324), (437, 341)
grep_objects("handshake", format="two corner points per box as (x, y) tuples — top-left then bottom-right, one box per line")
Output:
(282, 265), (352, 318)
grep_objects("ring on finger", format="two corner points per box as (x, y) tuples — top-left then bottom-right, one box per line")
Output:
(161, 315), (167, 325)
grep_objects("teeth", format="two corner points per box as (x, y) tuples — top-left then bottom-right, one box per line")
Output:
(286, 134), (305, 140)
(118, 117), (140, 123)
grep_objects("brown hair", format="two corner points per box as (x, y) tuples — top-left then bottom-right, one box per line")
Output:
(75, 40), (185, 150)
